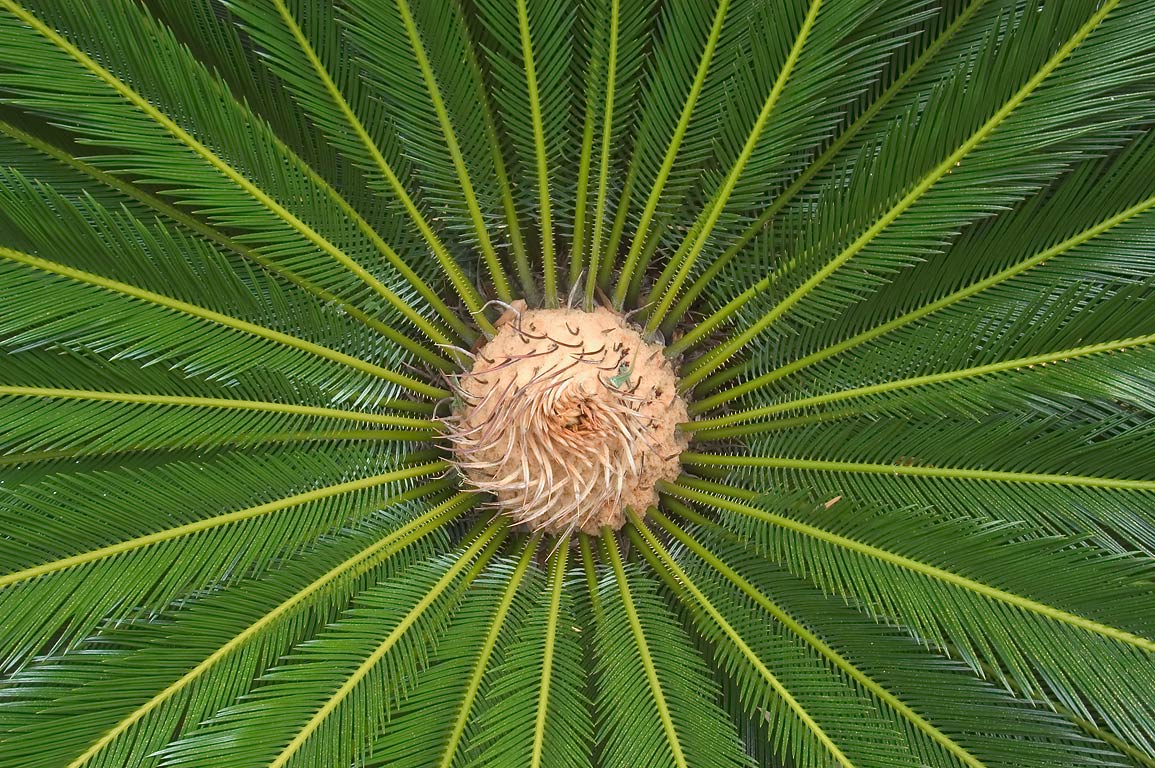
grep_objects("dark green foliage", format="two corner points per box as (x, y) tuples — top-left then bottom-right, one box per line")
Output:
(1, 1), (1153, 766)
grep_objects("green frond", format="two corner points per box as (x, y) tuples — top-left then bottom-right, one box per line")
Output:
(0, 386), (434, 458)
(0, 245), (441, 402)
(0, 123), (453, 370)
(0, 450), (445, 671)
(366, 537), (540, 768)
(159, 520), (505, 768)
(661, 481), (1155, 754)
(611, 0), (733, 305)
(665, 0), (995, 329)
(224, 0), (492, 327)
(682, 0), (1155, 388)
(472, 0), (578, 305)
(139, 0), (333, 166)
(0, 0), (463, 347)
(0, 120), (152, 213)
(0, 168), (369, 353)
(631, 517), (874, 768)
(689, 333), (1155, 435)
(661, 504), (1135, 767)
(691, 128), (1155, 410)
(463, 545), (593, 768)
(594, 532), (753, 768)
(0, 491), (464, 768)
(644, 0), (930, 333)
(690, 410), (1155, 556)
(339, 0), (514, 305)
(2, 1), (1153, 765)
(581, 0), (654, 306)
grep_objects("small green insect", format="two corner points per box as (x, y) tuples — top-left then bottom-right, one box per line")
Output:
(608, 362), (633, 389)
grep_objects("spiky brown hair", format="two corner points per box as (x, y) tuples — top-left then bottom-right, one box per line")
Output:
(444, 304), (688, 535)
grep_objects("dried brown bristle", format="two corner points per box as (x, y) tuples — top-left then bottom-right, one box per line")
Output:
(444, 303), (689, 535)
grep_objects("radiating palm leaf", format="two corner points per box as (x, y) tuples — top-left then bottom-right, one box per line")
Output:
(1, 1), (1152, 766)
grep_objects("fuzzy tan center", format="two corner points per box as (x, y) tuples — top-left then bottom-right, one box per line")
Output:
(446, 304), (689, 535)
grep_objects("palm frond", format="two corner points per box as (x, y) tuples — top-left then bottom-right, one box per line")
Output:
(661, 480), (1155, 753)
(610, 0), (734, 305)
(0, 0), (463, 346)
(0, 451), (445, 671)
(665, 0), (993, 327)
(462, 544), (593, 768)
(224, 0), (492, 327)
(339, 0), (515, 306)
(0, 122), (451, 369)
(579, 0), (654, 306)
(472, 0), (577, 305)
(662, 504), (1135, 767)
(644, 0), (932, 333)
(0, 245), (440, 402)
(159, 520), (505, 768)
(366, 536), (540, 768)
(681, 0), (1155, 387)
(0, 491), (462, 768)
(1, 1), (1153, 766)
(593, 532), (753, 768)
(631, 517), (891, 768)
(690, 128), (1155, 408)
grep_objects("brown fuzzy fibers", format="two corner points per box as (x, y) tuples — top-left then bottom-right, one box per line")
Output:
(446, 303), (688, 535)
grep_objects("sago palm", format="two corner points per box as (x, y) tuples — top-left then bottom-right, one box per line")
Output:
(1, 0), (1154, 766)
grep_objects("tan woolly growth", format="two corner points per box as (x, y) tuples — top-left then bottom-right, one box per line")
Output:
(445, 303), (688, 535)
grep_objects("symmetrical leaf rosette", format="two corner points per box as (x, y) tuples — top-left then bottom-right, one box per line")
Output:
(0, 1), (1153, 767)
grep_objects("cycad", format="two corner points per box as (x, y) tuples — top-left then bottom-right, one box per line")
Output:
(1, 0), (1153, 766)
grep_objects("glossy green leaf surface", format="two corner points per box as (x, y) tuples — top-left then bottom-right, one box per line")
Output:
(1, 1), (1153, 766)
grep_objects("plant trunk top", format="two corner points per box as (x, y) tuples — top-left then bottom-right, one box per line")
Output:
(447, 304), (688, 535)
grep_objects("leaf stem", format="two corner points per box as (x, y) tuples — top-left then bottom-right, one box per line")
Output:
(586, 0), (620, 310)
(516, 0), (559, 307)
(530, 539), (569, 768)
(62, 489), (472, 768)
(613, 0), (730, 309)
(661, 479), (1155, 652)
(679, 0), (1122, 389)
(0, 247), (448, 399)
(0, 431), (437, 468)
(602, 529), (689, 768)
(680, 453), (1155, 492)
(0, 386), (439, 430)
(687, 333), (1155, 435)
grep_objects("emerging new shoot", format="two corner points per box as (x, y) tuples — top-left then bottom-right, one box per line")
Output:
(445, 303), (688, 535)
